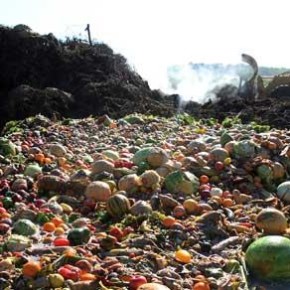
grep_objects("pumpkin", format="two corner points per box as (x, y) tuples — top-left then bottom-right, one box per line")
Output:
(130, 200), (152, 216)
(255, 208), (287, 234)
(277, 181), (290, 202)
(137, 283), (170, 290)
(85, 181), (111, 202)
(106, 193), (131, 218)
(140, 170), (161, 188)
(245, 235), (290, 280)
(13, 219), (38, 236)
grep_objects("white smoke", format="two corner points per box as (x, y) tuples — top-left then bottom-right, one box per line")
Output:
(166, 62), (249, 105)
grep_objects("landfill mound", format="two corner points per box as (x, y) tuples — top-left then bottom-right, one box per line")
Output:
(1, 24), (290, 130)
(0, 24), (174, 129)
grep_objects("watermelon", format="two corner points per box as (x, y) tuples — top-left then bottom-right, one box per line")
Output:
(245, 235), (290, 280)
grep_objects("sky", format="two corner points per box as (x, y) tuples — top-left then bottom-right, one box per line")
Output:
(1, 0), (290, 99)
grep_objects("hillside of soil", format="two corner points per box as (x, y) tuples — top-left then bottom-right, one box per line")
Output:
(1, 24), (290, 130)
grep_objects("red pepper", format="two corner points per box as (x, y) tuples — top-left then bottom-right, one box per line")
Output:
(58, 264), (81, 281)
(109, 226), (123, 241)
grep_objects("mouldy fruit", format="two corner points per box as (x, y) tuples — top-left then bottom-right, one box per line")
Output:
(49, 143), (67, 157)
(245, 235), (290, 280)
(85, 181), (111, 202)
(255, 208), (287, 234)
(91, 159), (114, 174)
(147, 147), (169, 168)
(140, 170), (161, 189)
(118, 174), (141, 194)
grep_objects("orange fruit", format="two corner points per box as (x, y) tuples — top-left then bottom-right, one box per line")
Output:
(79, 273), (96, 281)
(22, 261), (42, 277)
(43, 222), (56, 232)
(192, 281), (211, 290)
(51, 217), (64, 227)
(162, 216), (176, 228)
(199, 175), (209, 184)
(175, 249), (192, 263)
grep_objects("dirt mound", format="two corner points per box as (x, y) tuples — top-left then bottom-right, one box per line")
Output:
(1, 24), (290, 130)
(0, 24), (174, 128)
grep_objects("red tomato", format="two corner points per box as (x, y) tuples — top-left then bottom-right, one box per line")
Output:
(53, 237), (70, 246)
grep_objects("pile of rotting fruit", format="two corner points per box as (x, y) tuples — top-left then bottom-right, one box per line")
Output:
(2, 113), (290, 289)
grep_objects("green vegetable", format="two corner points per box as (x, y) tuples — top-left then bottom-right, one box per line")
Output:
(67, 227), (91, 246)
(245, 235), (290, 280)
(13, 219), (38, 236)
(0, 138), (16, 156)
(6, 234), (31, 252)
(164, 171), (199, 195)
(24, 163), (42, 178)
(132, 147), (153, 165)
(233, 140), (257, 158)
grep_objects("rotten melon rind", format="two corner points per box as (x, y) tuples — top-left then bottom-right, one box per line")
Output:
(245, 235), (290, 280)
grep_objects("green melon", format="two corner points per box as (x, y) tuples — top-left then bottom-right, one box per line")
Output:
(245, 235), (290, 280)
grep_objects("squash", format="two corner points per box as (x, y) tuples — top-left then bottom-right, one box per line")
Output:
(12, 219), (38, 236)
(255, 208), (287, 234)
(106, 193), (130, 218)
(245, 235), (290, 280)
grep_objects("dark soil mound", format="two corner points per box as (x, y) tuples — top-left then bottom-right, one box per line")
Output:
(0, 24), (175, 128)
(1, 24), (290, 130)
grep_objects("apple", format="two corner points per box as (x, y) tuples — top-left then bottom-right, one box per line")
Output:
(129, 275), (147, 290)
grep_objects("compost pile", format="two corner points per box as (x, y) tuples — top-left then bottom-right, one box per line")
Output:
(1, 112), (290, 289)
(2, 24), (290, 131)
(0, 24), (174, 130)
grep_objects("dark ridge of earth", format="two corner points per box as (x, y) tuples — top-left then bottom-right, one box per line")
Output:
(1, 24), (290, 130)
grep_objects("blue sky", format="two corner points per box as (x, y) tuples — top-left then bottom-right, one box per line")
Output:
(1, 0), (290, 93)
